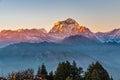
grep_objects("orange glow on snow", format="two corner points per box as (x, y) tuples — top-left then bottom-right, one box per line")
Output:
(77, 26), (85, 32)
(17, 29), (23, 32)
(54, 22), (60, 26)
(59, 24), (63, 32)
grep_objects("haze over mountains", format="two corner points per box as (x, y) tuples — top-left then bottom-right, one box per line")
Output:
(0, 18), (120, 46)
(0, 18), (120, 80)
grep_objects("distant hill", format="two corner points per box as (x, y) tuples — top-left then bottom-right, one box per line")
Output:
(0, 35), (120, 79)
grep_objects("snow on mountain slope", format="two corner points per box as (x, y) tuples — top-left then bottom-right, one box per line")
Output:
(0, 28), (48, 43)
(96, 29), (120, 43)
(0, 18), (120, 46)
(49, 18), (98, 41)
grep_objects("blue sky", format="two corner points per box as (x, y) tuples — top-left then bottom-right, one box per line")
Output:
(0, 0), (120, 32)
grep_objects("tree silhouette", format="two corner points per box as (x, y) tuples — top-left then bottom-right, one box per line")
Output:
(85, 61), (111, 80)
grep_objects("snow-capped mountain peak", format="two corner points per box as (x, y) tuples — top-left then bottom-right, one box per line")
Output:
(49, 18), (90, 33)
(49, 18), (98, 42)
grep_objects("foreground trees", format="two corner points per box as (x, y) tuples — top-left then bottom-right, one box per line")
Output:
(85, 61), (111, 80)
(8, 68), (34, 80)
(6, 61), (112, 80)
(37, 63), (48, 79)
(54, 61), (83, 80)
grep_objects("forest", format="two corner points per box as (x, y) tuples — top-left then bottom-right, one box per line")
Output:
(0, 61), (113, 80)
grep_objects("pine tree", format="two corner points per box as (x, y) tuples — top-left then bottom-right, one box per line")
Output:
(91, 69), (100, 80)
(54, 62), (67, 80)
(37, 66), (41, 77)
(85, 61), (111, 80)
(54, 61), (83, 80)
(71, 61), (78, 79)
(40, 63), (48, 79)
(71, 61), (83, 80)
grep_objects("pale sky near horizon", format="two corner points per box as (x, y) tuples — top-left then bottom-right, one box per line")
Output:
(0, 0), (120, 32)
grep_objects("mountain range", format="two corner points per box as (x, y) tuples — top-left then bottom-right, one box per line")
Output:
(0, 18), (120, 80)
(0, 18), (120, 47)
